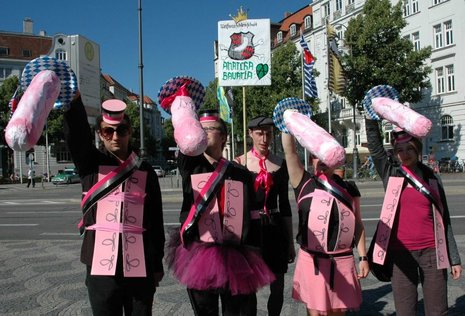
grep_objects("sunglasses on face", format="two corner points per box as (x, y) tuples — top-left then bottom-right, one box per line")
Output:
(203, 126), (222, 133)
(100, 124), (130, 140)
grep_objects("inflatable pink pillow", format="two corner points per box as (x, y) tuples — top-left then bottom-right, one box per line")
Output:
(372, 97), (432, 138)
(5, 70), (60, 151)
(283, 109), (346, 168)
(158, 77), (207, 156)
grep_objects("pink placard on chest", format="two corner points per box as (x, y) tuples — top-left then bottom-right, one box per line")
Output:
(307, 189), (333, 252)
(122, 171), (147, 277)
(429, 179), (450, 269)
(192, 173), (223, 243)
(373, 177), (403, 265)
(222, 179), (244, 244)
(90, 166), (147, 277)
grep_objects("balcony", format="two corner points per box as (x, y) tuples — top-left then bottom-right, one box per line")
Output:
(333, 10), (342, 20)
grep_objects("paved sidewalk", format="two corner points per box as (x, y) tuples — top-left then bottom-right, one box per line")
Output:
(1, 236), (464, 315)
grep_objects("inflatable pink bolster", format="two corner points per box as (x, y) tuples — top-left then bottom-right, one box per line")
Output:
(284, 110), (345, 168)
(372, 97), (432, 138)
(5, 70), (60, 151)
(171, 96), (207, 156)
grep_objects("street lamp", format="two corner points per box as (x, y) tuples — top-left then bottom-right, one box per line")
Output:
(138, 0), (145, 158)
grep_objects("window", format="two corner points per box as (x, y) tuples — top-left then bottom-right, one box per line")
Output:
(304, 16), (312, 29)
(323, 2), (331, 18)
(412, 32), (420, 51)
(0, 67), (13, 79)
(436, 64), (455, 94)
(446, 65), (455, 92)
(436, 67), (445, 94)
(433, 24), (443, 49)
(55, 49), (67, 60)
(412, 0), (419, 13)
(403, 0), (410, 16)
(433, 0), (448, 5)
(348, 0), (355, 4)
(290, 24), (297, 37)
(433, 20), (453, 49)
(0, 47), (9, 56)
(444, 21), (453, 46)
(22, 49), (32, 57)
(277, 31), (283, 43)
(440, 115), (454, 140)
(335, 0), (342, 11)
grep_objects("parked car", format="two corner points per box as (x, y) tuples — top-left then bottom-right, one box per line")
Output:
(51, 168), (80, 185)
(152, 165), (165, 177)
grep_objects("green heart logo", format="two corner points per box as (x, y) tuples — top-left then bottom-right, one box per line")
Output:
(256, 64), (269, 79)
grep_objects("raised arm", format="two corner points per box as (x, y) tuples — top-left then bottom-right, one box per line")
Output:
(281, 133), (304, 188)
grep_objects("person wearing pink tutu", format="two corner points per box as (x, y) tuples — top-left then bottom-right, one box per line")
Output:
(281, 132), (369, 316)
(365, 117), (462, 315)
(167, 109), (275, 316)
(234, 116), (295, 316)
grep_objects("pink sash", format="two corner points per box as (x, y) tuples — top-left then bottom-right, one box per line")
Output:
(180, 159), (229, 244)
(298, 180), (355, 254)
(193, 173), (244, 245)
(89, 167), (147, 277)
(372, 177), (403, 265)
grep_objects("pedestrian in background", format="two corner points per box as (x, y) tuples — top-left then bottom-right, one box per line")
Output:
(26, 168), (35, 188)
(235, 116), (295, 316)
(365, 117), (462, 316)
(64, 93), (165, 315)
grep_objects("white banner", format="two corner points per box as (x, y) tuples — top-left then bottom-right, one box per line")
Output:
(218, 19), (271, 86)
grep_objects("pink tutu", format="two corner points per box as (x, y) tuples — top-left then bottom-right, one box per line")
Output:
(167, 230), (275, 295)
(293, 249), (361, 314)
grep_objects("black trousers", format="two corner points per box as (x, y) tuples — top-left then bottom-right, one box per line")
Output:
(85, 266), (156, 316)
(187, 288), (257, 316)
(267, 273), (285, 316)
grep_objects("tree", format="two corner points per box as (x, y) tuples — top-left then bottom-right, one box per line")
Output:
(0, 76), (20, 130)
(125, 101), (159, 159)
(342, 0), (432, 106)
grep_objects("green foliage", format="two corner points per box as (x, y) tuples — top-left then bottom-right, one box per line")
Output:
(342, 0), (431, 106)
(125, 101), (158, 158)
(0, 76), (20, 130)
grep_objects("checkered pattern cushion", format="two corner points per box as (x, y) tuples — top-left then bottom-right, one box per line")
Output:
(21, 56), (77, 110)
(158, 76), (205, 114)
(273, 97), (312, 133)
(362, 85), (399, 120)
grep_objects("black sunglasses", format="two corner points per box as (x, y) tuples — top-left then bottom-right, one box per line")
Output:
(100, 125), (130, 140)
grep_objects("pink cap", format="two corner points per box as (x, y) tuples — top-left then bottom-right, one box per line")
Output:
(101, 99), (127, 124)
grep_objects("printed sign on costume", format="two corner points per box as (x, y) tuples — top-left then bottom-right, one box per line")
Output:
(218, 15), (271, 87)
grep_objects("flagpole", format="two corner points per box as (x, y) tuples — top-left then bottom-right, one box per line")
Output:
(301, 44), (308, 171)
(230, 97), (235, 158)
(326, 21), (332, 134)
(242, 86), (247, 167)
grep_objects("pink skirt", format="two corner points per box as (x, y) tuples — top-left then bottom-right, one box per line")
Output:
(292, 248), (362, 314)
(167, 231), (275, 295)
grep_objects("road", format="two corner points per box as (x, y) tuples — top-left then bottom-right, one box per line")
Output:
(0, 174), (464, 315)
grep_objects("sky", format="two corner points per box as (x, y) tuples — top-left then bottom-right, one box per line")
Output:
(2, 0), (311, 109)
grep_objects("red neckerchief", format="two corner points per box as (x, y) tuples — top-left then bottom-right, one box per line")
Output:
(251, 148), (274, 216)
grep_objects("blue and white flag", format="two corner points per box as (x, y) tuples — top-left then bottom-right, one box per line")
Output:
(299, 35), (318, 99)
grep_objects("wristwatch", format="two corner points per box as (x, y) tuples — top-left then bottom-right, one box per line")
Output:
(359, 256), (368, 262)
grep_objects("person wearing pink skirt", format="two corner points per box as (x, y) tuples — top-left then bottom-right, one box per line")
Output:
(282, 133), (369, 316)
